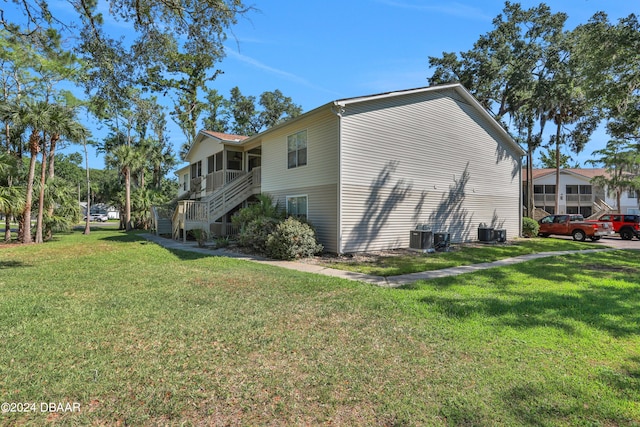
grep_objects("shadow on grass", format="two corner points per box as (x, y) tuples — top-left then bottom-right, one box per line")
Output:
(99, 230), (148, 243)
(402, 251), (640, 338)
(0, 260), (31, 269)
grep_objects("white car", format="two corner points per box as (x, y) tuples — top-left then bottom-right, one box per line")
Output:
(84, 213), (109, 222)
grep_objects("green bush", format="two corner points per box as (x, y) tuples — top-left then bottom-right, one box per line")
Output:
(231, 194), (283, 231)
(522, 217), (539, 238)
(265, 217), (323, 260)
(238, 216), (280, 253)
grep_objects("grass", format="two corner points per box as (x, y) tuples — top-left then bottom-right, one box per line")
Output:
(0, 229), (638, 425)
(316, 238), (604, 276)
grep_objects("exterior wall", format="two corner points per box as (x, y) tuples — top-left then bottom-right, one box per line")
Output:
(339, 90), (522, 253)
(268, 184), (339, 253)
(186, 137), (224, 175)
(175, 165), (190, 199)
(260, 108), (340, 252)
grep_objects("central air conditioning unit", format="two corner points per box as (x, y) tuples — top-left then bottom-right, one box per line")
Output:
(409, 224), (433, 252)
(434, 232), (451, 251)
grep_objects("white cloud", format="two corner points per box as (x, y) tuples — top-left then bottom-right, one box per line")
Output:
(224, 47), (341, 97)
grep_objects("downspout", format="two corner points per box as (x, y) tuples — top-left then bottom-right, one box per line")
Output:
(332, 102), (346, 253)
(519, 155), (523, 237)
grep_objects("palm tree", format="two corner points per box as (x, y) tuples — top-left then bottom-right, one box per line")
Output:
(0, 151), (25, 242)
(12, 101), (51, 243)
(105, 144), (141, 231)
(38, 106), (88, 241)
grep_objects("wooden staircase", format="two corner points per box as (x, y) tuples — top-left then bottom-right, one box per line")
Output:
(586, 198), (614, 220)
(171, 167), (261, 241)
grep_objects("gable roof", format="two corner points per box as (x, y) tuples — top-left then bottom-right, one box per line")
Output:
(183, 130), (250, 161)
(200, 130), (249, 143)
(522, 168), (609, 182)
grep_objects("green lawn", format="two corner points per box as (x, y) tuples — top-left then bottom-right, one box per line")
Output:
(316, 238), (603, 276)
(1, 229), (638, 426)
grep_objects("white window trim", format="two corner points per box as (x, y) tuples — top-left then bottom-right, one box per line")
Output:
(286, 194), (308, 218)
(287, 129), (308, 169)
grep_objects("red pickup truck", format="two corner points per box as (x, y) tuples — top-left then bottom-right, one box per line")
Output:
(538, 214), (614, 241)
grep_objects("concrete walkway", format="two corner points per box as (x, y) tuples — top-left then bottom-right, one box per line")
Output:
(140, 234), (618, 288)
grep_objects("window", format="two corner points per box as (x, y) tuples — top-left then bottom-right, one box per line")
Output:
(190, 161), (202, 178)
(206, 153), (223, 172)
(183, 173), (189, 191)
(565, 185), (578, 194)
(287, 130), (307, 169)
(579, 185), (592, 195)
(207, 155), (215, 174)
(544, 185), (556, 194)
(628, 190), (638, 199)
(227, 150), (242, 170)
(286, 195), (307, 219)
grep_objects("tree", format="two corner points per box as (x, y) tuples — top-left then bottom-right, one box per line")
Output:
(587, 139), (640, 212)
(105, 143), (140, 231)
(428, 2), (569, 217)
(219, 87), (303, 138)
(14, 101), (51, 243)
(202, 88), (229, 134)
(543, 26), (600, 213)
(573, 13), (640, 143)
(537, 147), (577, 169)
(0, 151), (24, 242)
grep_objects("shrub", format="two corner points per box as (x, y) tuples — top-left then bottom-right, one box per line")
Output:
(522, 217), (539, 238)
(238, 216), (280, 253)
(265, 217), (323, 260)
(192, 228), (209, 247)
(231, 194), (283, 231)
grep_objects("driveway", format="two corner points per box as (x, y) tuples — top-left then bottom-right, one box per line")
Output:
(550, 234), (640, 250)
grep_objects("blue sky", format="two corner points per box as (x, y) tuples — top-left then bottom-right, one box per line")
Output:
(47, 0), (640, 170)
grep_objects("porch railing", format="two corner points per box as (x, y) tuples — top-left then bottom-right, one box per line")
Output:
(207, 167), (261, 221)
(172, 200), (209, 241)
(205, 170), (247, 193)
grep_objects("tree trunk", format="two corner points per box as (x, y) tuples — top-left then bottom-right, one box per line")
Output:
(4, 215), (11, 242)
(125, 166), (132, 231)
(45, 136), (60, 240)
(22, 133), (39, 244)
(527, 147), (534, 218)
(555, 123), (561, 214)
(35, 142), (48, 243)
(83, 140), (91, 235)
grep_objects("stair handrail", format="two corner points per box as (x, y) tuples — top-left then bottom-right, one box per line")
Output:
(208, 170), (256, 221)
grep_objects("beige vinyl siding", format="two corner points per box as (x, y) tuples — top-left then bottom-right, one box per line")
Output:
(339, 90), (521, 252)
(259, 108), (340, 252)
(268, 184), (338, 253)
(261, 108), (339, 192)
(187, 138), (224, 175)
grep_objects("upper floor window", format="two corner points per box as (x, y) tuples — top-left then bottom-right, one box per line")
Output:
(183, 173), (189, 191)
(190, 161), (202, 178)
(287, 130), (307, 169)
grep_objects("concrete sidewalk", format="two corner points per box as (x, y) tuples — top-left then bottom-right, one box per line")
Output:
(141, 234), (618, 288)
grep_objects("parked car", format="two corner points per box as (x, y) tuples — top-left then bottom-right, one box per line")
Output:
(84, 213), (108, 222)
(590, 214), (640, 240)
(538, 214), (614, 241)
